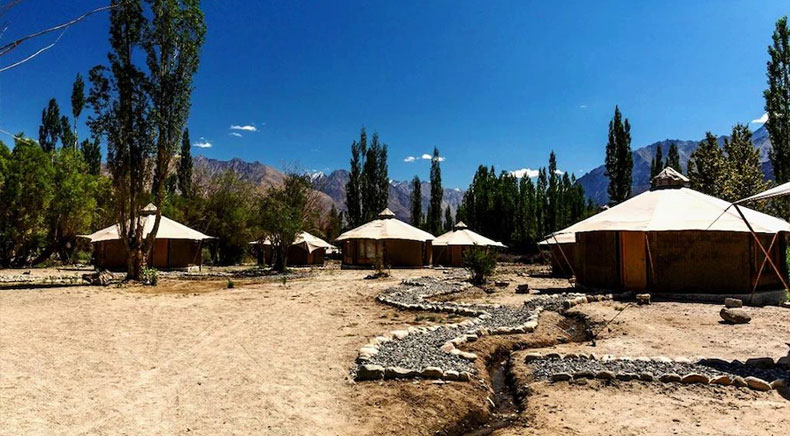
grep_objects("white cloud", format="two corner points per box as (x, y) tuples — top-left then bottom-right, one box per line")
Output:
(751, 113), (768, 124)
(579, 104), (588, 109)
(193, 137), (212, 148)
(229, 132), (242, 137)
(404, 156), (416, 162)
(230, 124), (257, 132)
(510, 168), (539, 179)
(434, 156), (445, 162)
(417, 153), (445, 162)
(554, 169), (564, 175)
(421, 154), (432, 160)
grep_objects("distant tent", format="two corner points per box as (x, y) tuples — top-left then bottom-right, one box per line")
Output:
(251, 231), (335, 266)
(432, 222), (505, 267)
(538, 233), (576, 277)
(335, 208), (434, 268)
(549, 168), (790, 297)
(81, 203), (213, 270)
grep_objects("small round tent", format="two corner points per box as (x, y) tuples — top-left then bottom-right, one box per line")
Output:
(432, 222), (505, 267)
(81, 204), (213, 270)
(552, 168), (790, 300)
(335, 208), (434, 268)
(252, 231), (335, 266)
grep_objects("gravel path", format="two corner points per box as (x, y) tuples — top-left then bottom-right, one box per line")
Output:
(359, 277), (586, 375)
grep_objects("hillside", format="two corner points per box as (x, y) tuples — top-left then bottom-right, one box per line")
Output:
(193, 157), (465, 224)
(577, 125), (774, 205)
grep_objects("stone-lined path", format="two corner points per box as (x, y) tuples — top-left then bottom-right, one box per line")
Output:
(355, 276), (594, 381)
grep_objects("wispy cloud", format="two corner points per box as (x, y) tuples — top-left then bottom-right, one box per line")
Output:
(404, 153), (445, 163)
(421, 153), (432, 160)
(230, 124), (257, 132)
(751, 113), (768, 124)
(229, 132), (243, 137)
(579, 104), (588, 109)
(404, 156), (416, 162)
(193, 137), (212, 148)
(554, 169), (564, 175)
(510, 168), (539, 178)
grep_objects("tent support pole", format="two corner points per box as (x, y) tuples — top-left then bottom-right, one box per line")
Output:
(733, 204), (789, 301)
(551, 234), (576, 283)
(750, 232), (778, 301)
(644, 233), (656, 292)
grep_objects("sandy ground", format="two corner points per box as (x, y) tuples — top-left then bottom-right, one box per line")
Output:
(1, 264), (788, 436)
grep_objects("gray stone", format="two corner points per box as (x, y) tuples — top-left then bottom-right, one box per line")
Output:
(574, 370), (595, 379)
(515, 284), (530, 294)
(636, 293), (651, 305)
(595, 370), (616, 380)
(745, 376), (771, 391)
(744, 357), (775, 368)
(495, 280), (510, 288)
(777, 356), (790, 369)
(681, 373), (710, 384)
(384, 367), (416, 379)
(443, 370), (460, 381)
(770, 379), (786, 390)
(83, 271), (113, 286)
(659, 373), (682, 383)
(616, 373), (638, 381)
(639, 373), (655, 382)
(720, 308), (751, 324)
(724, 298), (743, 308)
(524, 352), (542, 363)
(732, 376), (748, 388)
(357, 364), (385, 381)
(458, 371), (472, 382)
(551, 372), (572, 382)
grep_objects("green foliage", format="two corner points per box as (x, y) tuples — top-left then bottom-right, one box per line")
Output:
(177, 128), (192, 196)
(80, 137), (102, 176)
(71, 73), (86, 131)
(444, 206), (454, 232)
(141, 267), (158, 286)
(463, 247), (497, 285)
(323, 204), (343, 242)
(604, 105), (633, 205)
(427, 147), (443, 235)
(258, 173), (317, 272)
(226, 278), (235, 289)
(410, 176), (422, 227)
(665, 143), (681, 172)
(203, 170), (255, 265)
(687, 132), (725, 196)
(38, 98), (62, 152)
(721, 124), (768, 203)
(360, 132), (389, 222)
(345, 128), (366, 228)
(650, 145), (664, 180)
(764, 16), (790, 220)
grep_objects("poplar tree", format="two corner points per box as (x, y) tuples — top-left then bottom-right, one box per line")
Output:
(71, 73), (85, 139)
(604, 105), (633, 205)
(360, 132), (388, 221)
(80, 137), (102, 176)
(178, 128), (192, 196)
(409, 176), (422, 227)
(666, 143), (681, 172)
(721, 124), (767, 202)
(427, 147), (443, 235)
(546, 151), (559, 232)
(345, 128), (365, 227)
(444, 206), (453, 231)
(764, 16), (790, 219)
(38, 98), (62, 152)
(650, 145), (664, 180)
(687, 132), (725, 196)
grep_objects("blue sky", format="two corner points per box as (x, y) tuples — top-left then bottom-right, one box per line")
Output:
(0, 1), (786, 187)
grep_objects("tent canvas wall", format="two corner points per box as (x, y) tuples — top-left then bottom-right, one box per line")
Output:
(335, 208), (434, 268)
(81, 204), (213, 270)
(431, 222), (505, 267)
(538, 233), (576, 277)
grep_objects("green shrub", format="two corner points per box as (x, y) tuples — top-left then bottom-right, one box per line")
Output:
(141, 267), (158, 286)
(227, 279), (235, 289)
(463, 247), (497, 285)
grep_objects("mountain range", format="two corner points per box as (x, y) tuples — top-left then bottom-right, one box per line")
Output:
(577, 124), (774, 205)
(192, 155), (465, 224)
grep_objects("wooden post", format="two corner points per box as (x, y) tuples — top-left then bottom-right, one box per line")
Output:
(733, 204), (790, 301)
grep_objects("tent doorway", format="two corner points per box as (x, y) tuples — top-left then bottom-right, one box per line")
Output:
(620, 231), (647, 291)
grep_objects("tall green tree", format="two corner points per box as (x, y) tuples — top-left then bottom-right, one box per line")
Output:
(409, 175), (422, 227)
(71, 73), (86, 139)
(546, 151), (559, 232)
(345, 128), (366, 227)
(604, 105), (633, 205)
(444, 206), (453, 232)
(80, 137), (102, 176)
(764, 16), (790, 219)
(38, 98), (62, 152)
(721, 124), (768, 202)
(650, 145), (664, 180)
(87, 0), (205, 280)
(59, 115), (77, 150)
(426, 147), (443, 234)
(203, 170), (255, 265)
(177, 128), (192, 196)
(361, 132), (388, 221)
(687, 132), (725, 196)
(666, 143), (681, 172)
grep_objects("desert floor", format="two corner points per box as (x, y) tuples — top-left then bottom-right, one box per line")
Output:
(1, 263), (787, 436)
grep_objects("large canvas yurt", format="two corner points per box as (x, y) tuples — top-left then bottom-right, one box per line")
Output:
(82, 204), (213, 270)
(335, 208), (434, 268)
(554, 168), (790, 297)
(253, 231), (335, 266)
(432, 222), (505, 267)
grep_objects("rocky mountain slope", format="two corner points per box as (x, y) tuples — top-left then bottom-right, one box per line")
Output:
(577, 125), (774, 205)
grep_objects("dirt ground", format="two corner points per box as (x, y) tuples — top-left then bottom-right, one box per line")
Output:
(1, 264), (788, 436)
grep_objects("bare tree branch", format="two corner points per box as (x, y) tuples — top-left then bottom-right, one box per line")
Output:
(0, 28), (66, 72)
(0, 3), (117, 57)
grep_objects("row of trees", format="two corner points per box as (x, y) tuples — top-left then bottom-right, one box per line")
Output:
(649, 143), (681, 179)
(455, 152), (594, 251)
(345, 128), (389, 228)
(409, 147), (453, 235)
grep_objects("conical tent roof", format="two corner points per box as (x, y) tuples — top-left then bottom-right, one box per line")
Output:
(81, 204), (213, 242)
(433, 222), (505, 247)
(252, 231), (335, 253)
(545, 185), (790, 240)
(335, 209), (434, 242)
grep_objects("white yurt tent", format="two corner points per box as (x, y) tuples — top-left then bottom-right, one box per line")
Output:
(432, 222), (505, 266)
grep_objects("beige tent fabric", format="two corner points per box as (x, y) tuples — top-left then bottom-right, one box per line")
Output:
(335, 208), (434, 242)
(651, 167), (688, 188)
(433, 222), (505, 247)
(547, 186), (790, 237)
(736, 182), (790, 204)
(253, 231), (335, 253)
(537, 233), (575, 246)
(81, 204), (213, 242)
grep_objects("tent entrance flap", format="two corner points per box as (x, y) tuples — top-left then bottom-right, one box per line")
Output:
(620, 231), (647, 292)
